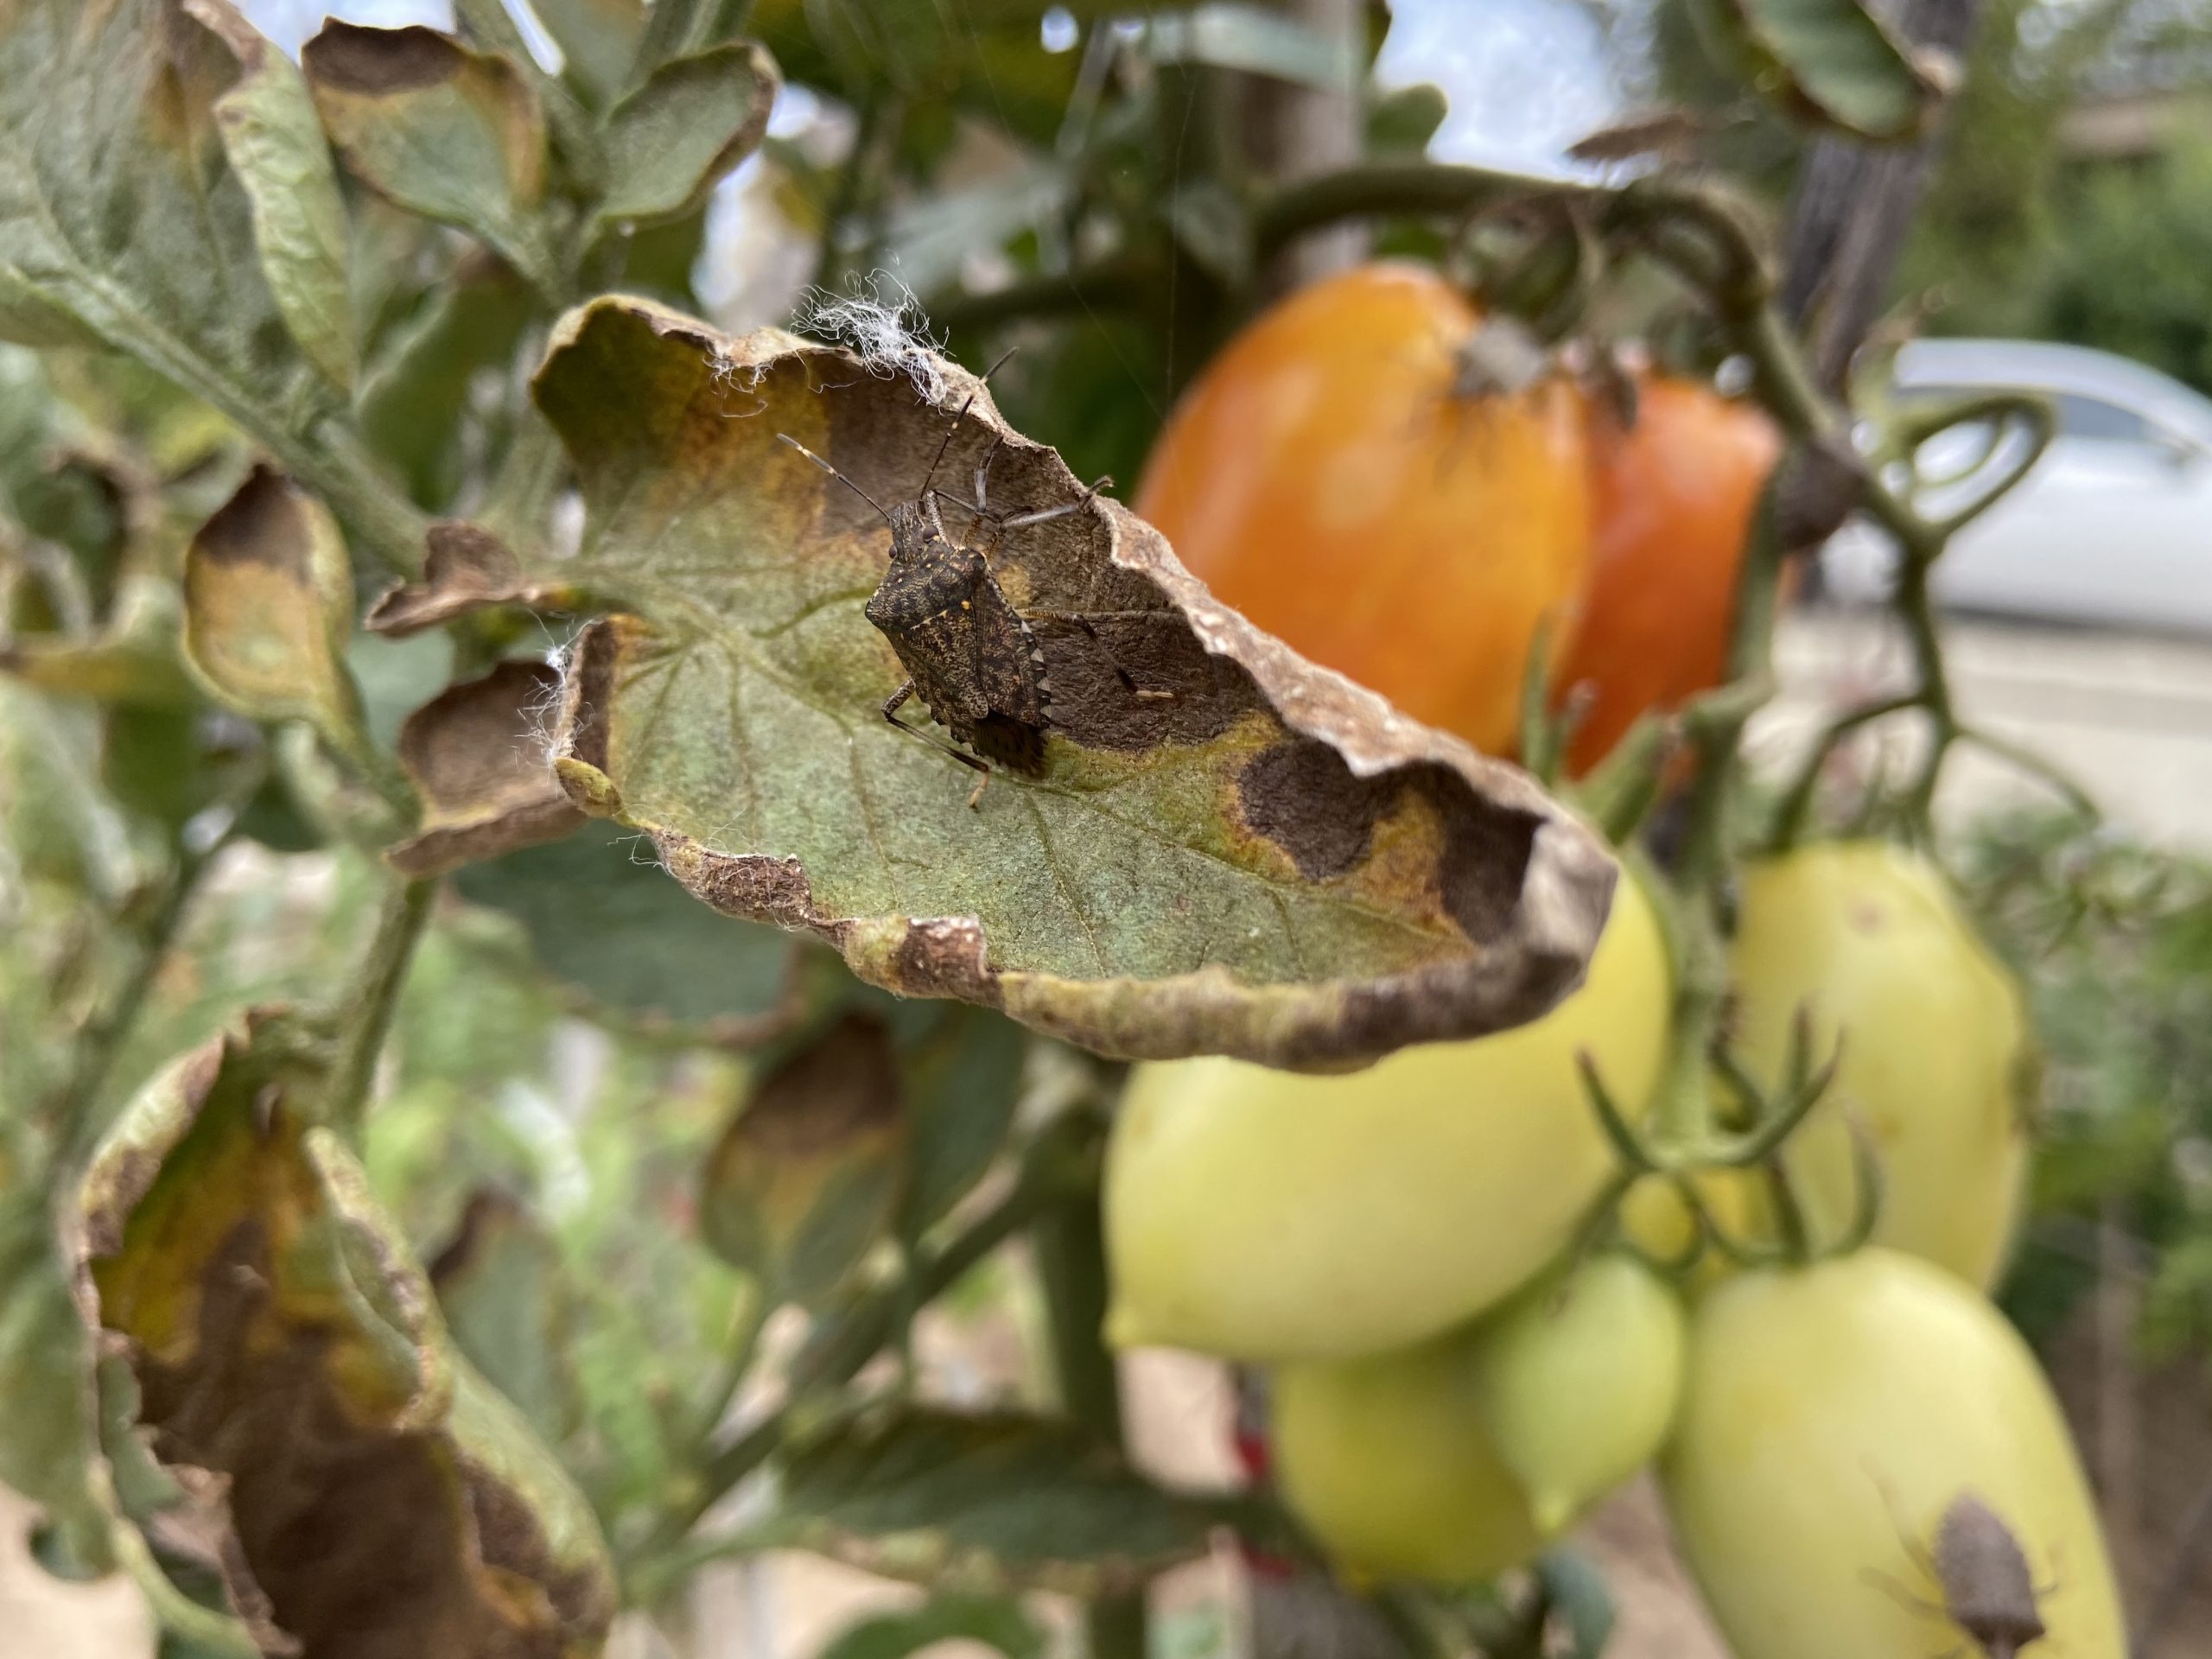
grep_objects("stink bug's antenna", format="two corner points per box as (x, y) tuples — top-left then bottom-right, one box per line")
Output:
(918, 346), (1020, 499)
(779, 433), (892, 525)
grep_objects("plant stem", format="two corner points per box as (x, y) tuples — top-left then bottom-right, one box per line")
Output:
(1033, 1161), (1145, 1659)
(634, 1110), (1106, 1564)
(325, 876), (436, 1142)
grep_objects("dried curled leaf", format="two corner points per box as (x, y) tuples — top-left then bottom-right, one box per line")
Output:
(385, 658), (585, 878)
(182, 467), (366, 747)
(527, 297), (1613, 1068)
(365, 521), (580, 637)
(302, 22), (560, 297)
(73, 1014), (615, 1659)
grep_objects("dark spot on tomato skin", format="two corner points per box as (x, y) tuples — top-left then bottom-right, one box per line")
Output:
(1848, 899), (1886, 934)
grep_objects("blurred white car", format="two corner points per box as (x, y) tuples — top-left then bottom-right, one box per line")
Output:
(1821, 339), (2212, 633)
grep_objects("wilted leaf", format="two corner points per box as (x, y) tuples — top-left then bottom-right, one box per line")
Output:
(385, 658), (584, 877)
(73, 1014), (616, 1658)
(778, 1407), (1218, 1596)
(526, 297), (1613, 1068)
(1693, 0), (1946, 142)
(816, 1594), (1046, 1659)
(429, 1190), (582, 1447)
(589, 41), (779, 240)
(182, 0), (358, 393)
(0, 0), (329, 429)
(701, 1011), (907, 1305)
(453, 817), (798, 1033)
(365, 521), (581, 638)
(182, 467), (367, 753)
(302, 22), (562, 299)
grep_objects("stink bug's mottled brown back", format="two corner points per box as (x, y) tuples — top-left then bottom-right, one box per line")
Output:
(1864, 1485), (2052, 1659)
(780, 372), (1116, 808)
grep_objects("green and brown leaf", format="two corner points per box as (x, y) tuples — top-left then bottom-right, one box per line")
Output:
(72, 1013), (616, 1658)
(509, 298), (1611, 1068)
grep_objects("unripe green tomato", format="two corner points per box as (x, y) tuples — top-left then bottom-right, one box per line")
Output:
(1470, 1254), (1684, 1533)
(1271, 1328), (1541, 1586)
(1729, 841), (2030, 1287)
(1103, 875), (1669, 1360)
(1272, 1252), (1683, 1585)
(1662, 1249), (2124, 1659)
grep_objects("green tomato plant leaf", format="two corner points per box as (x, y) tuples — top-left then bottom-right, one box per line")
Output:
(699, 1009), (909, 1306)
(183, 0), (359, 394)
(899, 1005), (1027, 1237)
(1692, 0), (1948, 142)
(814, 1594), (1047, 1659)
(71, 1013), (617, 1658)
(777, 1406), (1221, 1597)
(429, 1189), (584, 1449)
(302, 22), (563, 302)
(0, 1128), (109, 1573)
(358, 255), (536, 513)
(520, 297), (1614, 1068)
(0, 0), (327, 413)
(451, 817), (799, 1034)
(182, 467), (370, 758)
(1, 575), (198, 707)
(589, 41), (779, 242)
(385, 658), (585, 878)
(526, 0), (647, 109)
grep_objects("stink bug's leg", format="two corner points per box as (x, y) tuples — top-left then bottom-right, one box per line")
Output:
(973, 433), (1005, 517)
(998, 475), (1114, 531)
(1860, 1568), (1948, 1623)
(1866, 1464), (1946, 1590)
(1019, 611), (1179, 702)
(881, 680), (992, 808)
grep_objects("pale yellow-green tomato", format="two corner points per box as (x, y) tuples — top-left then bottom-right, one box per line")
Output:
(1662, 1249), (2124, 1659)
(1272, 1251), (1682, 1585)
(1103, 874), (1669, 1361)
(1469, 1255), (1684, 1533)
(1271, 1329), (1541, 1586)
(1729, 841), (2031, 1288)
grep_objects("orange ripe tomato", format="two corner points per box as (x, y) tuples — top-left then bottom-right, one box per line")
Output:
(1556, 378), (1780, 775)
(1135, 264), (1592, 757)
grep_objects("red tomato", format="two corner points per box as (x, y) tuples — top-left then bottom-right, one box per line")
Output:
(1135, 264), (1592, 757)
(1556, 378), (1779, 775)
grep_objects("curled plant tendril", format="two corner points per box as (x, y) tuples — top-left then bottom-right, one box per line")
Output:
(1573, 1002), (1878, 1276)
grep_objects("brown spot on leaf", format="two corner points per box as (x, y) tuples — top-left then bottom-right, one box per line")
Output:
(1428, 779), (1543, 943)
(732, 1014), (902, 1159)
(1236, 740), (1399, 880)
(191, 463), (305, 574)
(302, 22), (462, 95)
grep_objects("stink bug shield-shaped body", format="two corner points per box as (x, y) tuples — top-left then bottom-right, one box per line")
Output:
(780, 386), (1100, 808)
(1866, 1488), (2051, 1659)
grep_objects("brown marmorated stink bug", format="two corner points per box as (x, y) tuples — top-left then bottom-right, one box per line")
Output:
(780, 379), (1167, 809)
(1864, 1488), (2053, 1659)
